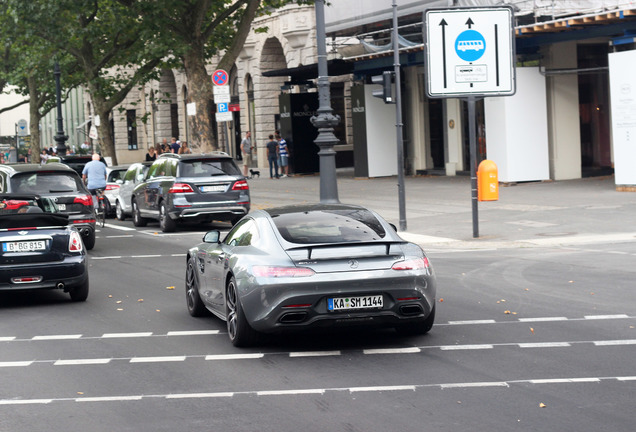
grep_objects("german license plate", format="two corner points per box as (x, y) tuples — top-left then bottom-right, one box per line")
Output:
(57, 204), (66, 211)
(200, 185), (226, 193)
(328, 295), (383, 311)
(2, 240), (46, 252)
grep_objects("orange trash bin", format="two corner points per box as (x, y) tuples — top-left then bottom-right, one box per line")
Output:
(477, 159), (499, 201)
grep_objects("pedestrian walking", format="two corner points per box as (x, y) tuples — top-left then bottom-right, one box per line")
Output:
(266, 134), (279, 179)
(276, 132), (290, 177)
(240, 131), (252, 177)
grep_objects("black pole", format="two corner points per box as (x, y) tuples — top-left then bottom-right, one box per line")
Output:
(53, 61), (68, 156)
(468, 96), (479, 238)
(310, 0), (340, 204)
(392, 0), (407, 231)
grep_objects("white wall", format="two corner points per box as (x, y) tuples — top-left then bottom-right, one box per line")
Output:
(485, 67), (550, 182)
(364, 85), (398, 177)
(609, 49), (636, 186)
(0, 90), (29, 137)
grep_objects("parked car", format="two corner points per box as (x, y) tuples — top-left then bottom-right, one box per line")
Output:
(0, 163), (98, 249)
(46, 154), (106, 175)
(115, 161), (152, 221)
(184, 203), (437, 347)
(131, 152), (250, 232)
(103, 165), (130, 217)
(0, 194), (89, 301)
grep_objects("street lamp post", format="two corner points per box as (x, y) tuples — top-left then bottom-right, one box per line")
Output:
(310, 0), (340, 204)
(53, 61), (68, 156)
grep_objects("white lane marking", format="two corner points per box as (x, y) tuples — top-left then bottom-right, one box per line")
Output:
(205, 353), (264, 360)
(530, 378), (600, 384)
(593, 339), (636, 346)
(289, 351), (341, 358)
(171, 254), (187, 257)
(257, 389), (327, 396)
(440, 344), (494, 351)
(104, 235), (134, 238)
(349, 385), (417, 393)
(166, 330), (220, 336)
(447, 320), (496, 325)
(104, 224), (135, 231)
(129, 356), (186, 363)
(54, 359), (111, 366)
(363, 347), (421, 355)
(91, 256), (122, 260)
(102, 332), (153, 338)
(441, 382), (509, 389)
(130, 254), (162, 258)
(77, 396), (143, 402)
(518, 317), (568, 323)
(522, 232), (636, 246)
(0, 361), (33, 368)
(585, 314), (630, 320)
(518, 342), (571, 348)
(0, 337), (16, 341)
(32, 334), (82, 341)
(2, 376), (635, 405)
(166, 392), (234, 399)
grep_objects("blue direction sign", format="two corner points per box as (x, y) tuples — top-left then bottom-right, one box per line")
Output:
(213, 69), (229, 86)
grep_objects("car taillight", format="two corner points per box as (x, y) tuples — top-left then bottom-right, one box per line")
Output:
(69, 231), (83, 252)
(105, 184), (120, 191)
(252, 266), (315, 278)
(169, 183), (194, 193)
(392, 257), (430, 270)
(232, 180), (249, 191)
(74, 195), (93, 206)
(3, 200), (30, 210)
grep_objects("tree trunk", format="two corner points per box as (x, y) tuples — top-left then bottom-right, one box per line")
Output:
(93, 101), (118, 165)
(182, 47), (216, 153)
(27, 77), (43, 164)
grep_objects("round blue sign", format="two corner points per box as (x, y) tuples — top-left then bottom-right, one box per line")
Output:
(455, 30), (486, 62)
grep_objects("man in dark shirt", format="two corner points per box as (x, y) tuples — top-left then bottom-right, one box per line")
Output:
(170, 137), (180, 154)
(266, 134), (279, 179)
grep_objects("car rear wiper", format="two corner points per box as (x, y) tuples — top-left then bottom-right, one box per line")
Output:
(48, 189), (75, 193)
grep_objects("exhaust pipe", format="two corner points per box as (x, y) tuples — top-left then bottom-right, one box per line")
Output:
(279, 312), (307, 323)
(56, 282), (65, 290)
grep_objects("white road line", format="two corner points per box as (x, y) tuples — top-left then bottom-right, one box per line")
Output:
(54, 359), (111, 366)
(0, 337), (16, 341)
(289, 351), (341, 357)
(130, 254), (162, 258)
(0, 399), (53, 405)
(363, 347), (421, 355)
(171, 254), (187, 257)
(616, 377), (636, 381)
(593, 339), (636, 346)
(77, 396), (143, 402)
(91, 256), (122, 260)
(440, 344), (494, 350)
(101, 332), (153, 338)
(584, 314), (630, 320)
(32, 334), (82, 341)
(0, 361), (33, 368)
(518, 317), (568, 322)
(205, 353), (264, 360)
(530, 378), (600, 384)
(166, 330), (220, 336)
(104, 224), (135, 231)
(440, 382), (509, 389)
(447, 320), (497, 325)
(104, 235), (134, 238)
(129, 356), (186, 363)
(257, 389), (327, 396)
(166, 392), (234, 399)
(349, 385), (417, 393)
(518, 342), (571, 348)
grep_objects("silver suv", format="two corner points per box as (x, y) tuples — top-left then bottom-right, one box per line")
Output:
(131, 152), (250, 232)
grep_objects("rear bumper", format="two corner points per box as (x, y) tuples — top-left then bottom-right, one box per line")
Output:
(170, 205), (249, 221)
(0, 255), (87, 292)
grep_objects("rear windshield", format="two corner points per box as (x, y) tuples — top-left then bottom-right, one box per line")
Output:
(108, 169), (127, 182)
(10, 173), (83, 194)
(178, 159), (241, 177)
(271, 208), (386, 244)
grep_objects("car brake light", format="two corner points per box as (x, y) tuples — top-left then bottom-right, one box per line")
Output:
(2, 200), (30, 210)
(69, 231), (83, 252)
(252, 266), (315, 278)
(74, 195), (93, 206)
(169, 183), (194, 193)
(232, 180), (249, 191)
(392, 257), (430, 270)
(105, 184), (120, 191)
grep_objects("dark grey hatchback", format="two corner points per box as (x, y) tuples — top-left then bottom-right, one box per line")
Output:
(131, 152), (250, 232)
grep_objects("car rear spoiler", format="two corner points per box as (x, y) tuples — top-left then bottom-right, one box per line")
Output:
(285, 240), (407, 260)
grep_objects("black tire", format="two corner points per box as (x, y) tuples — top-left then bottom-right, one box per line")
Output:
(83, 230), (96, 250)
(69, 278), (89, 302)
(185, 258), (208, 317)
(132, 199), (147, 227)
(115, 200), (126, 221)
(396, 304), (435, 336)
(160, 201), (176, 232)
(226, 276), (259, 347)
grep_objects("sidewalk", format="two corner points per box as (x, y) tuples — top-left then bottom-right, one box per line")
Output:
(248, 170), (636, 249)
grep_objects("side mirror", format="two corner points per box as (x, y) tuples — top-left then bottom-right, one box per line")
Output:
(116, 179), (123, 185)
(203, 230), (220, 244)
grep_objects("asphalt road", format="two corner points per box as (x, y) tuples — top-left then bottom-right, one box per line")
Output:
(1, 218), (635, 431)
